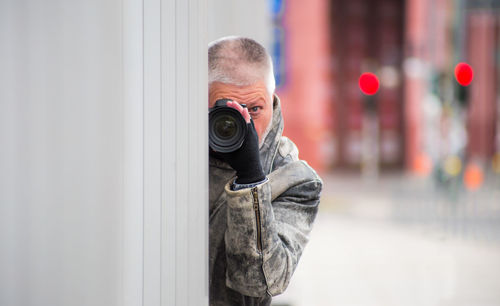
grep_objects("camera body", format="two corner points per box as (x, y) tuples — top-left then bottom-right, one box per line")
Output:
(209, 99), (248, 153)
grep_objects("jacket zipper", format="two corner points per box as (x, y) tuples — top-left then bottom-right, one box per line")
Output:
(251, 187), (263, 252)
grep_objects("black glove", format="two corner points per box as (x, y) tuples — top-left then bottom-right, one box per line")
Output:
(210, 119), (265, 184)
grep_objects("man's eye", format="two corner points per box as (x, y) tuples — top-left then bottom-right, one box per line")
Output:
(250, 106), (260, 112)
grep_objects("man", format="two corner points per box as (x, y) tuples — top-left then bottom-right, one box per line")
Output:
(209, 36), (322, 306)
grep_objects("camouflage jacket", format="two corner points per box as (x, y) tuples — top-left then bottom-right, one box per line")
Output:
(209, 96), (322, 306)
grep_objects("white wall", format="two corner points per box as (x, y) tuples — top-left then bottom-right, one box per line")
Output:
(0, 0), (207, 305)
(208, 0), (272, 49)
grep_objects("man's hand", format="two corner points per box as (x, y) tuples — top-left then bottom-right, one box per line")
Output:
(226, 101), (251, 123)
(211, 101), (266, 184)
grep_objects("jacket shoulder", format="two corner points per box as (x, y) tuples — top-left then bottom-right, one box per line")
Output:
(269, 137), (322, 201)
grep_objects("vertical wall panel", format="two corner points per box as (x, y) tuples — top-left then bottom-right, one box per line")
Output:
(160, 0), (209, 305)
(161, 0), (177, 303)
(0, 1), (124, 305)
(143, 0), (209, 304)
(143, 0), (162, 304)
(1, 0), (208, 305)
(187, 0), (209, 303)
(123, 0), (144, 304)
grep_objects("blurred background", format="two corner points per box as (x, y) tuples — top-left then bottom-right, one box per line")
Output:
(210, 0), (500, 305)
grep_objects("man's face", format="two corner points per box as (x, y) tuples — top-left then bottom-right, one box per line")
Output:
(209, 81), (273, 143)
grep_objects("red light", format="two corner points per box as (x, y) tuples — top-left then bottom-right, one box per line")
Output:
(454, 62), (473, 86)
(464, 163), (483, 191)
(359, 73), (379, 95)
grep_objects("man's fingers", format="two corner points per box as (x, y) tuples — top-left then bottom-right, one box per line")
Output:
(241, 108), (251, 123)
(227, 101), (243, 112)
(227, 101), (251, 123)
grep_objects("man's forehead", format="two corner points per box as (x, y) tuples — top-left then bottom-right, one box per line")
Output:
(210, 81), (268, 92)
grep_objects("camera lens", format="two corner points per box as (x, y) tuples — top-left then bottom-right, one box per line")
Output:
(209, 105), (247, 153)
(214, 115), (238, 139)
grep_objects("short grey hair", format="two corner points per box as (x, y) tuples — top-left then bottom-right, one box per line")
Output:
(208, 36), (275, 98)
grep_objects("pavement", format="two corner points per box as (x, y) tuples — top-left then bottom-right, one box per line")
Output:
(272, 173), (500, 306)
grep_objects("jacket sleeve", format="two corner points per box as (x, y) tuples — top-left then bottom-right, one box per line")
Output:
(224, 160), (322, 297)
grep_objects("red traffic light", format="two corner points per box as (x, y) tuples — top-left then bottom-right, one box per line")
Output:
(454, 62), (473, 86)
(359, 73), (380, 95)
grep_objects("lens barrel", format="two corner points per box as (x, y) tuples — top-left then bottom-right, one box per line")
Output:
(209, 100), (247, 153)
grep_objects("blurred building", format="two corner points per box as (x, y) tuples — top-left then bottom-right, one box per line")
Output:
(273, 0), (500, 175)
